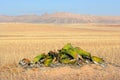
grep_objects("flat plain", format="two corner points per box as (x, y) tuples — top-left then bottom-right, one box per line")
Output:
(0, 23), (120, 80)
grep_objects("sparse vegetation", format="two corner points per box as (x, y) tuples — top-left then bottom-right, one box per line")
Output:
(19, 43), (106, 68)
(0, 23), (120, 80)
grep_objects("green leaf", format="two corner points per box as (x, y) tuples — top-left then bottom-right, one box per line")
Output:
(65, 49), (79, 59)
(33, 53), (46, 63)
(44, 56), (53, 67)
(60, 58), (76, 64)
(74, 47), (91, 59)
(91, 56), (104, 64)
(60, 58), (70, 64)
(62, 43), (73, 50)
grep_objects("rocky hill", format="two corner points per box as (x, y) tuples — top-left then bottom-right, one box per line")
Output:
(0, 12), (120, 24)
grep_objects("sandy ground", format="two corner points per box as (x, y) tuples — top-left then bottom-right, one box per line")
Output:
(0, 23), (120, 80)
(0, 63), (120, 80)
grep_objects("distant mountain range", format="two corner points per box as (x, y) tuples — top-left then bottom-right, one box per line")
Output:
(0, 12), (120, 24)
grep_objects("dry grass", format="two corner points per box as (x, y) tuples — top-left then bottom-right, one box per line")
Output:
(0, 23), (120, 80)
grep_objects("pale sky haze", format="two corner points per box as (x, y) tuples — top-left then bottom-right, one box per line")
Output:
(0, 0), (120, 16)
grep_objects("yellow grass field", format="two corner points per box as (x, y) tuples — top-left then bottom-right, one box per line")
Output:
(0, 23), (120, 80)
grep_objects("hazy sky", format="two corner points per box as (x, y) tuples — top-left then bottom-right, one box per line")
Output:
(0, 0), (120, 16)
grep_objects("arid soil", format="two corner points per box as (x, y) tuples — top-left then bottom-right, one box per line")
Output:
(0, 23), (120, 80)
(0, 63), (120, 80)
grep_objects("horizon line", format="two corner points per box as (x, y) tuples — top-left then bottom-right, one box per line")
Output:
(0, 12), (120, 17)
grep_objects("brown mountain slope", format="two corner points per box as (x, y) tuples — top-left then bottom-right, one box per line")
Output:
(0, 12), (120, 24)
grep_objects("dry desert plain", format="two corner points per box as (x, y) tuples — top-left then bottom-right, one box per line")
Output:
(0, 23), (120, 80)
